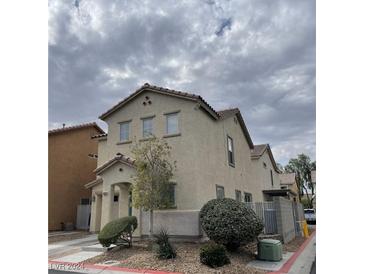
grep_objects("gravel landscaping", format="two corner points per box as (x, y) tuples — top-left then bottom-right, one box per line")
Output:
(83, 230), (315, 274)
(84, 241), (267, 274)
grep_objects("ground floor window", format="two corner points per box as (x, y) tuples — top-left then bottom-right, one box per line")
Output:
(167, 183), (176, 207)
(244, 192), (252, 203)
(216, 185), (225, 199)
(113, 195), (119, 202)
(235, 190), (242, 202)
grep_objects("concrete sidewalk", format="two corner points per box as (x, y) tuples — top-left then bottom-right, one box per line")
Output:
(287, 234), (316, 274)
(268, 231), (316, 274)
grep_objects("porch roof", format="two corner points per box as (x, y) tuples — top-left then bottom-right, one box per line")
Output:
(94, 153), (135, 175)
(84, 177), (103, 189)
(263, 189), (297, 197)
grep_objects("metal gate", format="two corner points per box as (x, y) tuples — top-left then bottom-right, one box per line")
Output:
(76, 204), (91, 230)
(245, 202), (278, 234)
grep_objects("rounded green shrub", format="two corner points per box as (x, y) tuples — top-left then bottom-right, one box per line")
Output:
(200, 242), (230, 268)
(200, 198), (263, 250)
(98, 216), (138, 247)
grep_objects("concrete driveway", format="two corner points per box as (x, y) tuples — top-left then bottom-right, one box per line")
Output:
(48, 234), (99, 260)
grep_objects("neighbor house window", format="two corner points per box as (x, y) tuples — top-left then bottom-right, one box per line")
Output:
(270, 170), (274, 186)
(80, 198), (90, 205)
(235, 190), (242, 202)
(120, 121), (130, 141)
(166, 113), (179, 134)
(216, 185), (225, 199)
(244, 192), (252, 203)
(142, 117), (153, 138)
(227, 136), (235, 166)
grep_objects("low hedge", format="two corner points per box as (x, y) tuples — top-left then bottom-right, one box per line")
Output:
(200, 242), (230, 268)
(98, 216), (138, 247)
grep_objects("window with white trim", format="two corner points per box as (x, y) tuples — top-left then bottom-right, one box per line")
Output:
(166, 113), (179, 134)
(142, 117), (153, 138)
(227, 136), (235, 166)
(120, 121), (130, 141)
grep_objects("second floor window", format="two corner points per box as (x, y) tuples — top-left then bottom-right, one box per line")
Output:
(166, 113), (179, 135)
(142, 117), (153, 138)
(120, 121), (130, 141)
(227, 136), (235, 166)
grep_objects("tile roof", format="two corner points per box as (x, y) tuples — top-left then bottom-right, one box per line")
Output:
(91, 133), (108, 139)
(84, 177), (103, 189)
(251, 144), (281, 173)
(94, 153), (135, 174)
(217, 108), (254, 149)
(251, 144), (267, 157)
(217, 108), (240, 119)
(279, 173), (296, 185)
(99, 83), (219, 120)
(48, 122), (105, 135)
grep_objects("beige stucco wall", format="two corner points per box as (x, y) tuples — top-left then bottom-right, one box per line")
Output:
(186, 106), (262, 204)
(91, 90), (280, 234)
(251, 150), (281, 201)
(96, 91), (208, 211)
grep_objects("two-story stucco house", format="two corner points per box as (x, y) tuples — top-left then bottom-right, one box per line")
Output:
(85, 83), (288, 238)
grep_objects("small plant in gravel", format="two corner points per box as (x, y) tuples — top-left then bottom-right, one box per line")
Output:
(200, 241), (230, 268)
(200, 198), (264, 251)
(155, 228), (177, 259)
(98, 216), (138, 248)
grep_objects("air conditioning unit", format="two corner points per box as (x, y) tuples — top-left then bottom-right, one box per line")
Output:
(257, 239), (282, 261)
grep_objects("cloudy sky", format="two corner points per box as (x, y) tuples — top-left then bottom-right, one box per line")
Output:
(49, 0), (315, 165)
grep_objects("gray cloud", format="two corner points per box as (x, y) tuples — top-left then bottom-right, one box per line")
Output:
(49, 0), (316, 164)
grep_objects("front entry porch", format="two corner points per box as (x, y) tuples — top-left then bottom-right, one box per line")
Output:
(90, 182), (134, 232)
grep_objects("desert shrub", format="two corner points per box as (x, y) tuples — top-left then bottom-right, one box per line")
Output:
(200, 242), (230, 268)
(98, 216), (138, 247)
(155, 228), (177, 259)
(200, 198), (264, 251)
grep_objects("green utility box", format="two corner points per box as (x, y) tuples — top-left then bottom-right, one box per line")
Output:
(257, 239), (283, 261)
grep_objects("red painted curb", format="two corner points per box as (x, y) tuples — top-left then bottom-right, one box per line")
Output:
(48, 260), (182, 274)
(267, 230), (316, 274)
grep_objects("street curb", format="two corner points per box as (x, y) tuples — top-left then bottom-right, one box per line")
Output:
(267, 230), (316, 274)
(48, 260), (182, 274)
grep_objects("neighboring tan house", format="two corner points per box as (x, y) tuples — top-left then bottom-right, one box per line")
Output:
(49, 123), (105, 231)
(86, 83), (284, 237)
(279, 173), (299, 202)
(250, 144), (292, 201)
